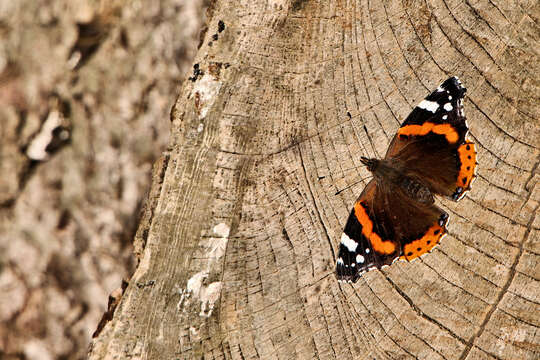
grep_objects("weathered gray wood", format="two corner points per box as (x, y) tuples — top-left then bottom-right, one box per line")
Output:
(89, 0), (540, 359)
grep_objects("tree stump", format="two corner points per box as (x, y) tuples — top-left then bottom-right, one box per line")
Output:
(89, 1), (539, 359)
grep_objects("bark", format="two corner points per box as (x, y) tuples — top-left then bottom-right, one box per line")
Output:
(0, 1), (204, 359)
(89, 1), (539, 359)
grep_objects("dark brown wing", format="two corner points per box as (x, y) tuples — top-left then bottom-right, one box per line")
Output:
(336, 180), (449, 283)
(385, 77), (477, 200)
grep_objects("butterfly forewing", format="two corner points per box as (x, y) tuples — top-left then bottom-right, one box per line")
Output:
(336, 180), (400, 282)
(385, 76), (476, 201)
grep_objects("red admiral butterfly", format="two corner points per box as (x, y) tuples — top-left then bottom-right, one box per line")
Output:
(336, 77), (477, 283)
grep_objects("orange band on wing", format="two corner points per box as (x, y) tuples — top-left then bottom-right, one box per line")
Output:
(400, 224), (446, 261)
(398, 122), (459, 143)
(354, 202), (396, 254)
(457, 141), (476, 188)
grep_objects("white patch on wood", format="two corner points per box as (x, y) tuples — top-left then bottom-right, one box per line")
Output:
(418, 100), (439, 113)
(340, 233), (357, 252)
(199, 281), (222, 317)
(213, 223), (230, 238)
(444, 102), (453, 111)
(186, 271), (207, 299)
(176, 224), (230, 313)
(206, 223), (230, 263)
(178, 272), (223, 318)
(192, 74), (222, 120)
(189, 326), (200, 341)
(26, 110), (62, 160)
(208, 237), (228, 262)
(197, 123), (204, 132)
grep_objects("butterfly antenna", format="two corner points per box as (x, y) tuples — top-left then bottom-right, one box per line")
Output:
(364, 125), (380, 158)
(335, 175), (373, 195)
(337, 164), (368, 174)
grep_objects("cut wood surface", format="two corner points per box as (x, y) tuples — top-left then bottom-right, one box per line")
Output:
(89, 1), (539, 359)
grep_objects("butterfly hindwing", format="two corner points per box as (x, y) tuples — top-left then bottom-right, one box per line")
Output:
(336, 180), (449, 283)
(382, 185), (450, 262)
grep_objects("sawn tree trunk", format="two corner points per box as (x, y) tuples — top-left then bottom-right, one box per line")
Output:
(89, 1), (539, 359)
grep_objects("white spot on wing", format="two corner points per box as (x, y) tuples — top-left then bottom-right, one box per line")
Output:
(340, 233), (358, 252)
(356, 255), (365, 263)
(444, 103), (453, 111)
(365, 248), (370, 254)
(418, 100), (439, 113)
(442, 115), (448, 120)
(436, 86), (444, 92)
(337, 258), (344, 265)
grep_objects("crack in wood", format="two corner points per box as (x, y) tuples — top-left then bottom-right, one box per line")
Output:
(341, 279), (430, 358)
(385, 275), (468, 345)
(298, 145), (336, 261)
(458, 156), (540, 360)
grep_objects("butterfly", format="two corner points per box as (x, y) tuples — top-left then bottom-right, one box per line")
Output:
(336, 77), (477, 283)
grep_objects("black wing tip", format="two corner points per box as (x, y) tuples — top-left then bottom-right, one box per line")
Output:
(336, 259), (359, 283)
(440, 76), (466, 97)
(335, 270), (360, 283)
(336, 256), (381, 283)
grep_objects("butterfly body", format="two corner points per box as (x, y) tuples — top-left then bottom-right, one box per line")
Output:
(336, 77), (477, 283)
(361, 157), (434, 205)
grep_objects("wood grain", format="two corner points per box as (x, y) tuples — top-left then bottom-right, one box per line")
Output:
(89, 0), (540, 359)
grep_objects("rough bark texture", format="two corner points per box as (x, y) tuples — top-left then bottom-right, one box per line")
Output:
(91, 0), (537, 359)
(0, 0), (205, 359)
